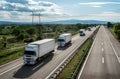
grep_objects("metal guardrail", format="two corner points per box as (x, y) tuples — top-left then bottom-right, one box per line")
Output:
(46, 28), (99, 79)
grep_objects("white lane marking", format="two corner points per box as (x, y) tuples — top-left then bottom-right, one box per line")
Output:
(77, 28), (98, 79)
(0, 63), (23, 76)
(102, 48), (104, 52)
(104, 27), (120, 63)
(102, 57), (104, 63)
(101, 43), (103, 46)
(0, 58), (22, 68)
(32, 62), (44, 71)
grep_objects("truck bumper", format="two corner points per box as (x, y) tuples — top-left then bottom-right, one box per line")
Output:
(24, 61), (36, 65)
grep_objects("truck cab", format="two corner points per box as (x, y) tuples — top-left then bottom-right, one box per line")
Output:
(58, 36), (65, 47)
(58, 33), (71, 47)
(24, 45), (38, 65)
(79, 29), (85, 36)
(88, 27), (91, 31)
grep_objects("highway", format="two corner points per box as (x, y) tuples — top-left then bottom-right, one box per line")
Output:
(0, 27), (96, 79)
(78, 26), (120, 79)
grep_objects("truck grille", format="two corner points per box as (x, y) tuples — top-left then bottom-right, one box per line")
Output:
(26, 58), (31, 61)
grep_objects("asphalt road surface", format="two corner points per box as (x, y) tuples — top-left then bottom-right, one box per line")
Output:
(78, 26), (120, 79)
(0, 27), (96, 79)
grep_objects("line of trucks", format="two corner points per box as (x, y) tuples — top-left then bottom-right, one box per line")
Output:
(24, 27), (90, 65)
(24, 33), (72, 65)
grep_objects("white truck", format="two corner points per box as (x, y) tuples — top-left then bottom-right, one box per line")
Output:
(79, 29), (85, 36)
(24, 39), (55, 65)
(58, 33), (72, 47)
(88, 27), (91, 31)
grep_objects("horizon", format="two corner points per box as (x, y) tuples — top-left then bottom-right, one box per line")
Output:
(0, 0), (120, 22)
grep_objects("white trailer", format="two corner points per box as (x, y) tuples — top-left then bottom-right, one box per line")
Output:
(58, 33), (72, 47)
(24, 39), (55, 65)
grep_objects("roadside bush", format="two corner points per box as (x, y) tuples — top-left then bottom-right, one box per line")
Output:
(7, 37), (16, 43)
(117, 30), (120, 39)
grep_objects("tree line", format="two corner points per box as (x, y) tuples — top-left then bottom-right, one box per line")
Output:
(0, 24), (96, 49)
(107, 22), (120, 40)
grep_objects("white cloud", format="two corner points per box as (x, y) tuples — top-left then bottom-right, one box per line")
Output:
(82, 12), (120, 22)
(89, 12), (120, 17)
(0, 11), (11, 20)
(0, 0), (67, 22)
(79, 2), (120, 8)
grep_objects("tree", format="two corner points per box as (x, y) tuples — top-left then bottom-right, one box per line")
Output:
(113, 23), (120, 40)
(12, 27), (21, 36)
(107, 22), (113, 28)
(117, 30), (120, 39)
(113, 23), (120, 33)
(26, 27), (36, 35)
(17, 33), (25, 41)
(2, 36), (7, 48)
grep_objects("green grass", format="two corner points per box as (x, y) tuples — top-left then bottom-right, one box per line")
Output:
(56, 38), (93, 79)
(0, 48), (24, 57)
(6, 42), (24, 48)
(0, 48), (24, 65)
(110, 29), (119, 41)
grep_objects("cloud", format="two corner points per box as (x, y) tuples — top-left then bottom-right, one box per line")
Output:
(5, 0), (28, 4)
(0, 0), (60, 12)
(0, 0), (66, 22)
(89, 12), (120, 17)
(0, 11), (11, 20)
(79, 2), (120, 7)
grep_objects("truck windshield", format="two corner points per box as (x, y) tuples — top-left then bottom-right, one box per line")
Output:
(24, 51), (36, 56)
(58, 39), (65, 42)
(80, 31), (83, 33)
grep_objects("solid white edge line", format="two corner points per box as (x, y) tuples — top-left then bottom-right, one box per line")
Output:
(0, 57), (22, 68)
(104, 27), (120, 63)
(0, 63), (23, 76)
(77, 28), (99, 79)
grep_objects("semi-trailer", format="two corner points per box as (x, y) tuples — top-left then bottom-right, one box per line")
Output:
(24, 39), (55, 65)
(58, 33), (72, 47)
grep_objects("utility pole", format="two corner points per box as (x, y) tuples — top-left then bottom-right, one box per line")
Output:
(39, 13), (41, 24)
(39, 12), (43, 39)
(32, 11), (34, 25)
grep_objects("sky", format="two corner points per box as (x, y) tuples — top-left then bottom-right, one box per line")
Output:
(0, 0), (120, 22)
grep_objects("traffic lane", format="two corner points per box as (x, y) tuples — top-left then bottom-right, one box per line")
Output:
(0, 58), (23, 74)
(2, 33), (89, 79)
(13, 29), (94, 79)
(105, 28), (120, 57)
(0, 27), (93, 73)
(2, 27), (96, 79)
(0, 26), (96, 72)
(0, 32), (80, 75)
(79, 26), (120, 79)
(79, 26), (105, 79)
(31, 28), (97, 79)
(103, 27), (120, 79)
(103, 37), (120, 79)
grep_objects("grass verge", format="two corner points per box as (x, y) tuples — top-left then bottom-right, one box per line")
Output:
(0, 48), (24, 65)
(56, 38), (93, 79)
(110, 28), (120, 42)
